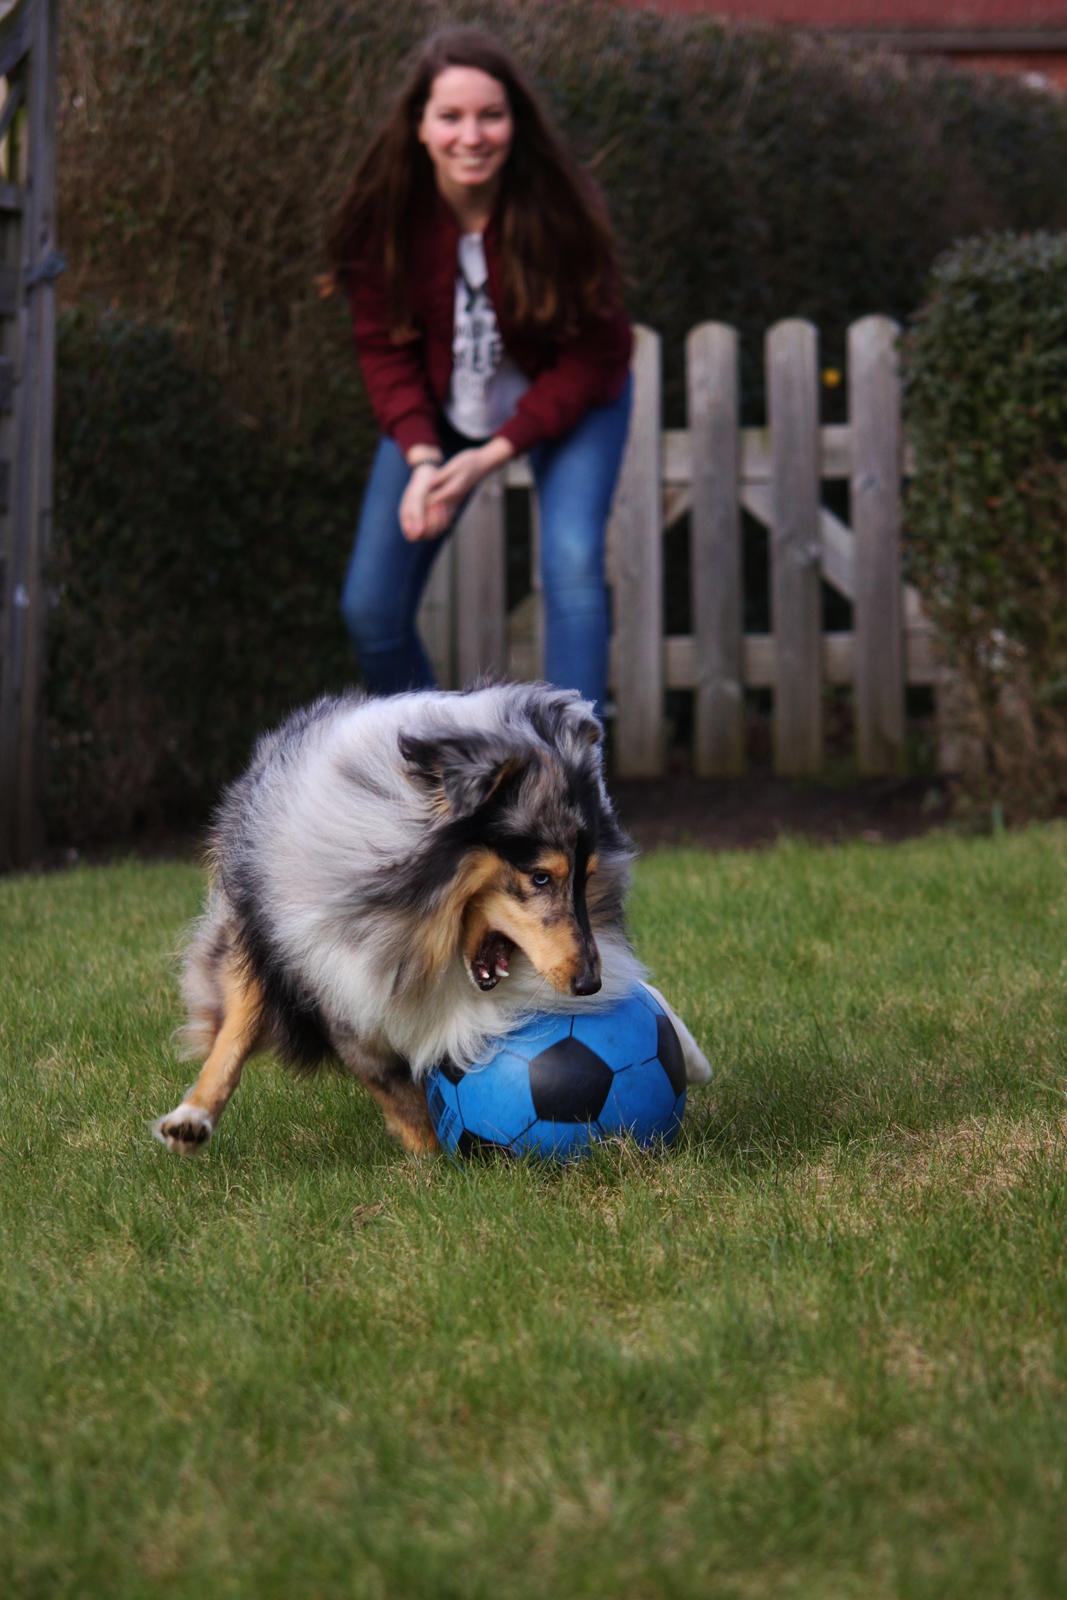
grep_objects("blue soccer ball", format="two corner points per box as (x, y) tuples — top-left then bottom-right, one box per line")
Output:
(424, 984), (686, 1161)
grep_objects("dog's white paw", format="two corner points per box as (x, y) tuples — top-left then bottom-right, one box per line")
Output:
(682, 1038), (714, 1085)
(152, 1102), (215, 1155)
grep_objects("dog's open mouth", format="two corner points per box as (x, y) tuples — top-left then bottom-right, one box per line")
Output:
(470, 930), (516, 991)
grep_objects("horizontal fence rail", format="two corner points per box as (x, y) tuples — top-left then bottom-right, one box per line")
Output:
(420, 316), (940, 780)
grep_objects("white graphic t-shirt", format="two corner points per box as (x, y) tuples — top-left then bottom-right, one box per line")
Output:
(444, 233), (530, 440)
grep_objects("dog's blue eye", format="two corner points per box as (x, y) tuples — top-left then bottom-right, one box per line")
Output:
(530, 871), (551, 888)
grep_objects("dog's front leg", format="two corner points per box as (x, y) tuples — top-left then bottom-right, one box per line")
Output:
(641, 983), (713, 1085)
(153, 958), (265, 1153)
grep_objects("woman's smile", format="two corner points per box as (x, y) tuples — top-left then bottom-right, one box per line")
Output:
(418, 65), (514, 205)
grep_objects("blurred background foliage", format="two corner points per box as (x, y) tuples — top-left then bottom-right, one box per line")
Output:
(52, 0), (1067, 841)
(903, 232), (1067, 821)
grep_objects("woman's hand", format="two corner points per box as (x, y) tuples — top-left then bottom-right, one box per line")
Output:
(400, 439), (515, 541)
(425, 439), (515, 527)
(423, 448), (491, 528)
(399, 461), (451, 542)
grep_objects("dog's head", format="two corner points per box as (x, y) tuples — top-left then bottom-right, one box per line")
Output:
(391, 690), (632, 997)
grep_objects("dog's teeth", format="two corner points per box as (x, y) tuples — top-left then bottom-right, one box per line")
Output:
(494, 961), (509, 978)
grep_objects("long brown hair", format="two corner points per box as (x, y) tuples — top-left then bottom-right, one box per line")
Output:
(326, 27), (621, 341)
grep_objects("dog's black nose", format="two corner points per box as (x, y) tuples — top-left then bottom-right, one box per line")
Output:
(571, 972), (602, 996)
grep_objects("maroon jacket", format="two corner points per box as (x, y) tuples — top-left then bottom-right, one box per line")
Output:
(348, 191), (633, 458)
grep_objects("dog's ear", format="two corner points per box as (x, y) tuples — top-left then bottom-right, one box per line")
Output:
(531, 688), (601, 754)
(399, 732), (523, 817)
(565, 707), (602, 750)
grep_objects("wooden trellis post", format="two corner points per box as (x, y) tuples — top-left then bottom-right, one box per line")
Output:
(0, 0), (61, 870)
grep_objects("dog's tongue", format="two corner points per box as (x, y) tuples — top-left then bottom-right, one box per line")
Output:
(472, 932), (512, 990)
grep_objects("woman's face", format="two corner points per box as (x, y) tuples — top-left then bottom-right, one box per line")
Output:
(418, 66), (514, 204)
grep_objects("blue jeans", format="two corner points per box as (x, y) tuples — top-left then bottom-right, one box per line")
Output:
(340, 375), (633, 717)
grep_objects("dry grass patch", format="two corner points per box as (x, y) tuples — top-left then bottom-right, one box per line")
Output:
(876, 1112), (1067, 1199)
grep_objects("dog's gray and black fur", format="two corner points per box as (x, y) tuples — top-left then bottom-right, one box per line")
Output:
(154, 682), (710, 1155)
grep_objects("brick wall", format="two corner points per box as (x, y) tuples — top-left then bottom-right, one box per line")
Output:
(625, 3), (1067, 24)
(611, 1), (1067, 88)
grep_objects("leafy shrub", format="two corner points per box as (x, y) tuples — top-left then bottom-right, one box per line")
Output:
(902, 232), (1067, 818)
(49, 310), (372, 843)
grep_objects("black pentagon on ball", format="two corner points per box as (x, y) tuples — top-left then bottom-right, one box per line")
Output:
(656, 1014), (686, 1096)
(528, 1036), (615, 1122)
(457, 1128), (512, 1160)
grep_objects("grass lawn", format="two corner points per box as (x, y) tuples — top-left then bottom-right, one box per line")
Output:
(2, 824), (1066, 1599)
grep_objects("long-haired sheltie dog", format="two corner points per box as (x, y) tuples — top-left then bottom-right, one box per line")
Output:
(153, 682), (710, 1156)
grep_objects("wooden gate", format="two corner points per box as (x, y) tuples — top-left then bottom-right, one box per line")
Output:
(421, 317), (939, 779)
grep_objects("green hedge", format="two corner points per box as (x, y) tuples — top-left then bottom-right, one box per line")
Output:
(48, 311), (370, 842)
(902, 232), (1067, 819)
(50, 1), (1067, 841)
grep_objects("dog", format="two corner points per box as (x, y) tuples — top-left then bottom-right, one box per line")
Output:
(153, 682), (711, 1155)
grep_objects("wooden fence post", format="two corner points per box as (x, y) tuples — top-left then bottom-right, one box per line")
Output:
(768, 319), (822, 776)
(688, 321), (744, 776)
(850, 315), (904, 773)
(529, 495), (544, 680)
(610, 326), (664, 776)
(0, 137), (21, 869)
(417, 538), (455, 688)
(453, 470), (507, 683)
(0, 0), (58, 869)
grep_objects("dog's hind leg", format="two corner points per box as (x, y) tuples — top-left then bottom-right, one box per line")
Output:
(331, 1027), (438, 1155)
(153, 956), (265, 1154)
(362, 1069), (439, 1156)
(642, 983), (714, 1085)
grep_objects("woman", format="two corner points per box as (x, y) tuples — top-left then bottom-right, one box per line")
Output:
(328, 27), (633, 717)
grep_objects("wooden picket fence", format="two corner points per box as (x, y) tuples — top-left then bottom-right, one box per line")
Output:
(420, 317), (941, 779)
(0, 0), (59, 870)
